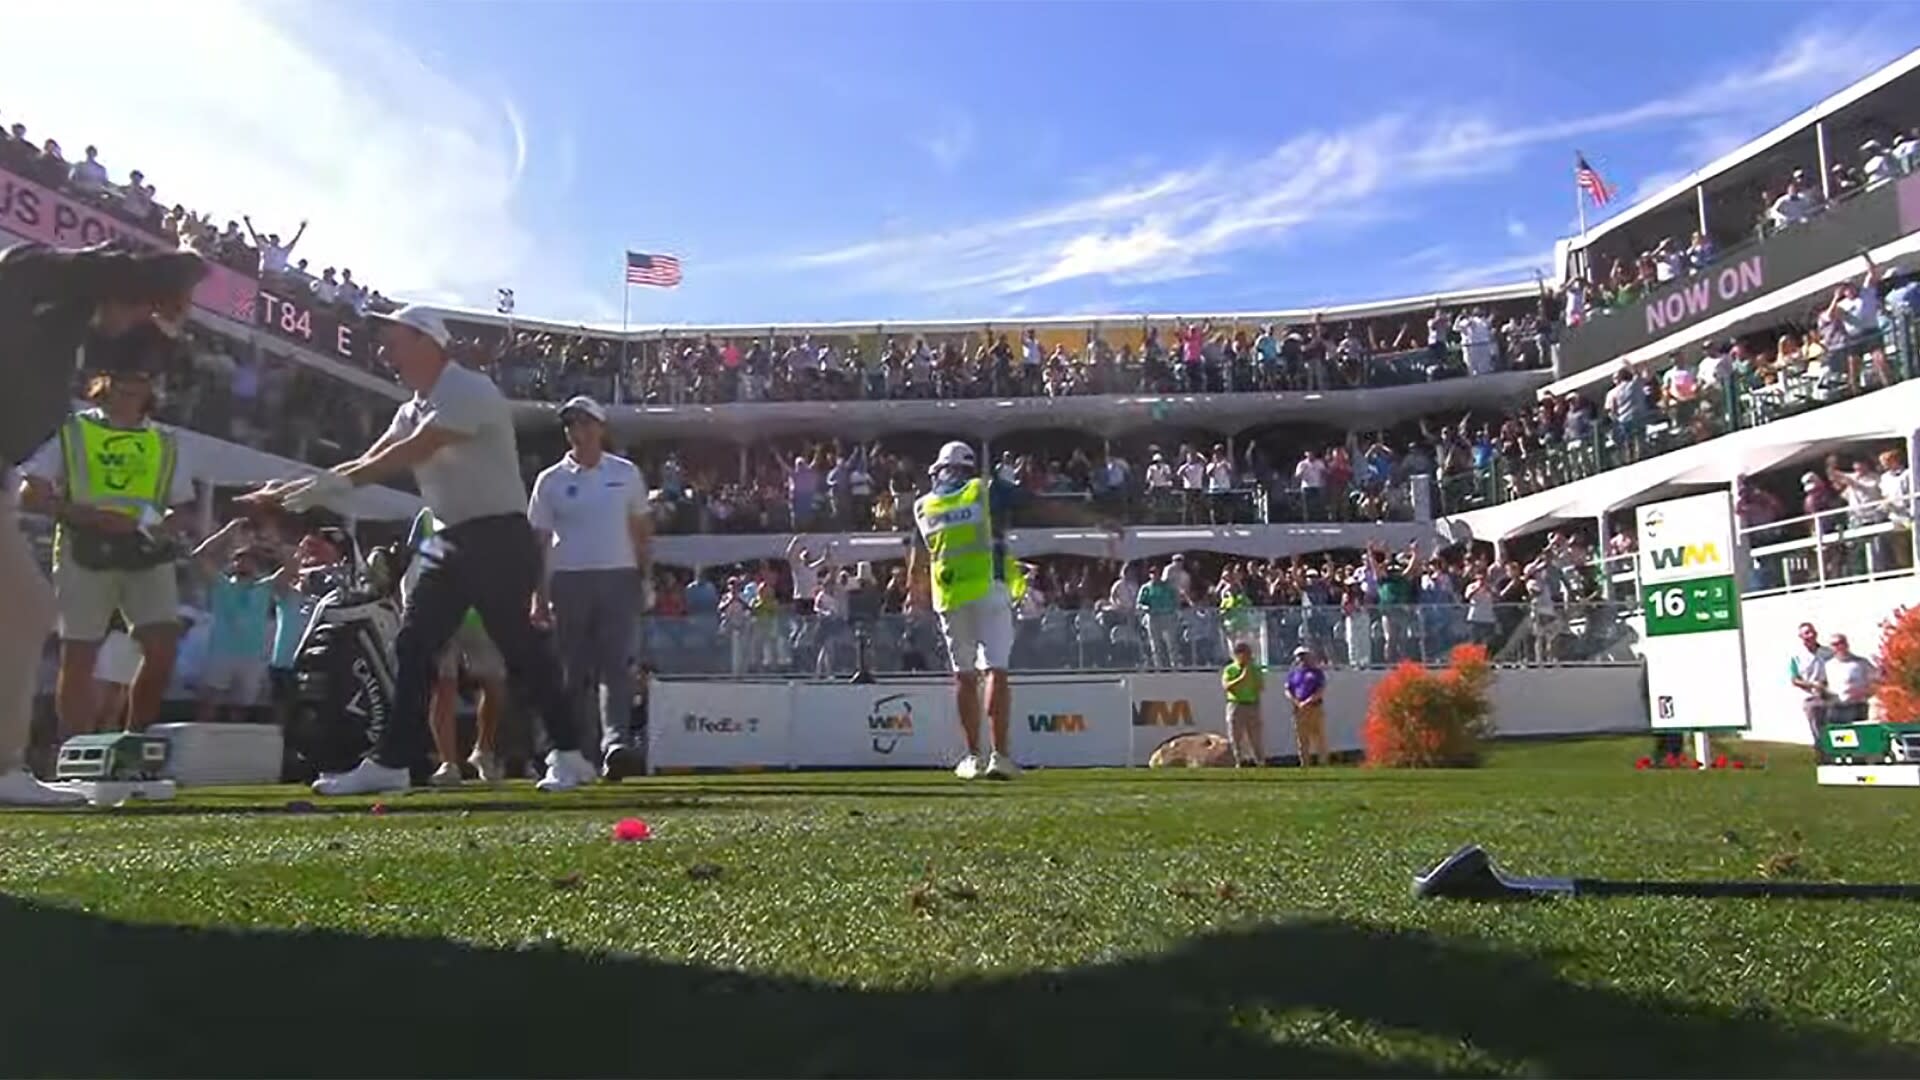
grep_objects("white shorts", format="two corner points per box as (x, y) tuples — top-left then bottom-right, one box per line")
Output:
(201, 653), (268, 705)
(437, 620), (507, 683)
(938, 583), (1014, 673)
(94, 630), (143, 686)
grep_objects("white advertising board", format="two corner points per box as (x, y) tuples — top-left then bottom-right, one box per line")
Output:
(1008, 678), (1131, 768)
(1635, 492), (1751, 731)
(649, 680), (793, 771)
(791, 683), (965, 769)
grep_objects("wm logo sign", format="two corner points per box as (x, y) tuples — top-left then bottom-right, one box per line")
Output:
(1650, 542), (1721, 571)
(1132, 700), (1194, 727)
(1028, 713), (1087, 734)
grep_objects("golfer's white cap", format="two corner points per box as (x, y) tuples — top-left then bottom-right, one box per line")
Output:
(929, 441), (976, 476)
(559, 395), (607, 423)
(369, 305), (452, 351)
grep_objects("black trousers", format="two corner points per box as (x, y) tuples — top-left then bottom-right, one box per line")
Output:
(371, 513), (578, 769)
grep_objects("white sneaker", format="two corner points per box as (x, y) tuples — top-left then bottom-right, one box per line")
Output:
(953, 754), (982, 781)
(467, 751), (502, 786)
(536, 749), (598, 792)
(311, 759), (412, 797)
(428, 761), (464, 788)
(984, 752), (1021, 781)
(0, 768), (88, 806)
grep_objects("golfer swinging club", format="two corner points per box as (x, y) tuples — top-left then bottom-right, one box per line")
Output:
(242, 307), (596, 795)
(909, 441), (1023, 780)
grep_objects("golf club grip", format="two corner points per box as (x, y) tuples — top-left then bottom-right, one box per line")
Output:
(1574, 878), (1920, 900)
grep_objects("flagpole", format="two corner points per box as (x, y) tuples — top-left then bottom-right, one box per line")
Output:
(1575, 151), (1588, 241)
(618, 266), (631, 406)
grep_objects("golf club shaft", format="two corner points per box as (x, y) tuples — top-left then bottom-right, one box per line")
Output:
(1573, 878), (1920, 900)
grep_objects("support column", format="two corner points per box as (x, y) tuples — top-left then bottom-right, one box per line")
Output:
(1817, 121), (1833, 201)
(1695, 184), (1708, 238)
(1596, 512), (1613, 600)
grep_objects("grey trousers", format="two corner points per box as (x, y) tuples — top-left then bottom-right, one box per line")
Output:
(550, 568), (641, 755)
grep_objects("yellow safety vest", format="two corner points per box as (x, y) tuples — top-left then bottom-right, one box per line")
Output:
(1006, 557), (1028, 604)
(54, 412), (178, 571)
(914, 478), (996, 613)
(1222, 660), (1264, 704)
(59, 412), (175, 515)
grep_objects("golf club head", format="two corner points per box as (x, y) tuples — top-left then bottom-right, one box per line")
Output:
(1412, 844), (1574, 901)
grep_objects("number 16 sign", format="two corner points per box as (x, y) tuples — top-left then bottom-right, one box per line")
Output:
(1636, 492), (1752, 731)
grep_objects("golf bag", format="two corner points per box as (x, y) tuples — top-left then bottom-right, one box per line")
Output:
(284, 534), (406, 778)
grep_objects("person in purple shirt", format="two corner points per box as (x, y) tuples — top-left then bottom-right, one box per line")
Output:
(1284, 646), (1329, 767)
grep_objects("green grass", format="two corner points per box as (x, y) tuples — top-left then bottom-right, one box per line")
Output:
(6, 737), (1920, 1076)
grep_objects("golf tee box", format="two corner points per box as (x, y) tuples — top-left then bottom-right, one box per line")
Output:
(147, 723), (284, 786)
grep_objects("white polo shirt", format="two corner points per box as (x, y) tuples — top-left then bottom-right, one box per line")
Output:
(383, 362), (527, 527)
(527, 451), (650, 573)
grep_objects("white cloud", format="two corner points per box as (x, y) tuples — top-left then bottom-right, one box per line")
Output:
(784, 25), (1919, 308)
(918, 111), (977, 171)
(0, 0), (602, 316)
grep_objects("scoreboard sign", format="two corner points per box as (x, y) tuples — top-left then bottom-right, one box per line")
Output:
(1636, 492), (1751, 731)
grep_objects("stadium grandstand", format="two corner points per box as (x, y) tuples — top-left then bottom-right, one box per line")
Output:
(7, 46), (1920, 752)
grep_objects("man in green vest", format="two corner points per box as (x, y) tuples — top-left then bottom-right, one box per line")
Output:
(21, 331), (198, 744)
(1, 241), (205, 805)
(909, 440), (1024, 780)
(1221, 639), (1266, 767)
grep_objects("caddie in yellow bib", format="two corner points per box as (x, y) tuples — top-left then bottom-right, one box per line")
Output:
(910, 441), (1023, 782)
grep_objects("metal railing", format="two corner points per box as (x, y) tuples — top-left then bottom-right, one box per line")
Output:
(1436, 311), (1918, 516)
(638, 600), (1639, 678)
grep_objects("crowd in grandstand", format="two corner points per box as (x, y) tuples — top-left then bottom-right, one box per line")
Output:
(1566, 130), (1920, 325)
(638, 529), (1639, 677)
(0, 115), (396, 311)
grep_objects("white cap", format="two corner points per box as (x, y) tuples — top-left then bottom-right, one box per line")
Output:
(929, 441), (976, 476)
(559, 395), (607, 423)
(369, 305), (452, 350)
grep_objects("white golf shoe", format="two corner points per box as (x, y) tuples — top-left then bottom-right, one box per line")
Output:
(953, 754), (982, 781)
(536, 749), (599, 792)
(428, 761), (464, 788)
(0, 768), (88, 806)
(467, 751), (503, 786)
(311, 759), (412, 797)
(984, 752), (1022, 781)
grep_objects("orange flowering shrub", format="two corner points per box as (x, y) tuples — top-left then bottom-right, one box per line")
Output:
(1875, 605), (1920, 723)
(1363, 643), (1497, 767)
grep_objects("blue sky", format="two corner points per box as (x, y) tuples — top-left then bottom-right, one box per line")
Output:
(6, 2), (1919, 327)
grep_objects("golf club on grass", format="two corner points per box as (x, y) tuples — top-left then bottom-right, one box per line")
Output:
(1413, 844), (1920, 902)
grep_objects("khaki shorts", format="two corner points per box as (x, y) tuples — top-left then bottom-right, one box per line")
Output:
(437, 619), (506, 683)
(54, 559), (179, 641)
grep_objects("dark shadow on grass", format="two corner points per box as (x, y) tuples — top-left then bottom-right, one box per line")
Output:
(1, 898), (1912, 1078)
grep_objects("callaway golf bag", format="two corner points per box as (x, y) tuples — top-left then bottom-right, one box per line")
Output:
(284, 530), (406, 778)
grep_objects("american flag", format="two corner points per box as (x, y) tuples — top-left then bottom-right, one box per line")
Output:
(625, 251), (682, 288)
(1575, 154), (1615, 208)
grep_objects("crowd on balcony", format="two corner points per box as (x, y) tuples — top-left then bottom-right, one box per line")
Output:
(442, 290), (1559, 407)
(1445, 257), (1920, 512)
(1565, 129), (1920, 325)
(638, 525), (1632, 676)
(0, 113), (397, 315)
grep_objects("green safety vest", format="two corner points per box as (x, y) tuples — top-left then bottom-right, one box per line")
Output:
(914, 478), (997, 613)
(55, 412), (178, 571)
(1223, 660), (1263, 705)
(413, 510), (483, 631)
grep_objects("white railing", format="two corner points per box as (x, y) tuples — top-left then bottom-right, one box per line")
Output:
(1738, 491), (1917, 597)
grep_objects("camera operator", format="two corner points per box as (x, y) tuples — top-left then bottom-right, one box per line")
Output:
(0, 241), (207, 805)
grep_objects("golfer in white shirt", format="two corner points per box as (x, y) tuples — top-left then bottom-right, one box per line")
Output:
(529, 396), (653, 779)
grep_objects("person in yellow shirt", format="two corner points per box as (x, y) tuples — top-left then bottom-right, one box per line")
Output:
(1221, 639), (1265, 767)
